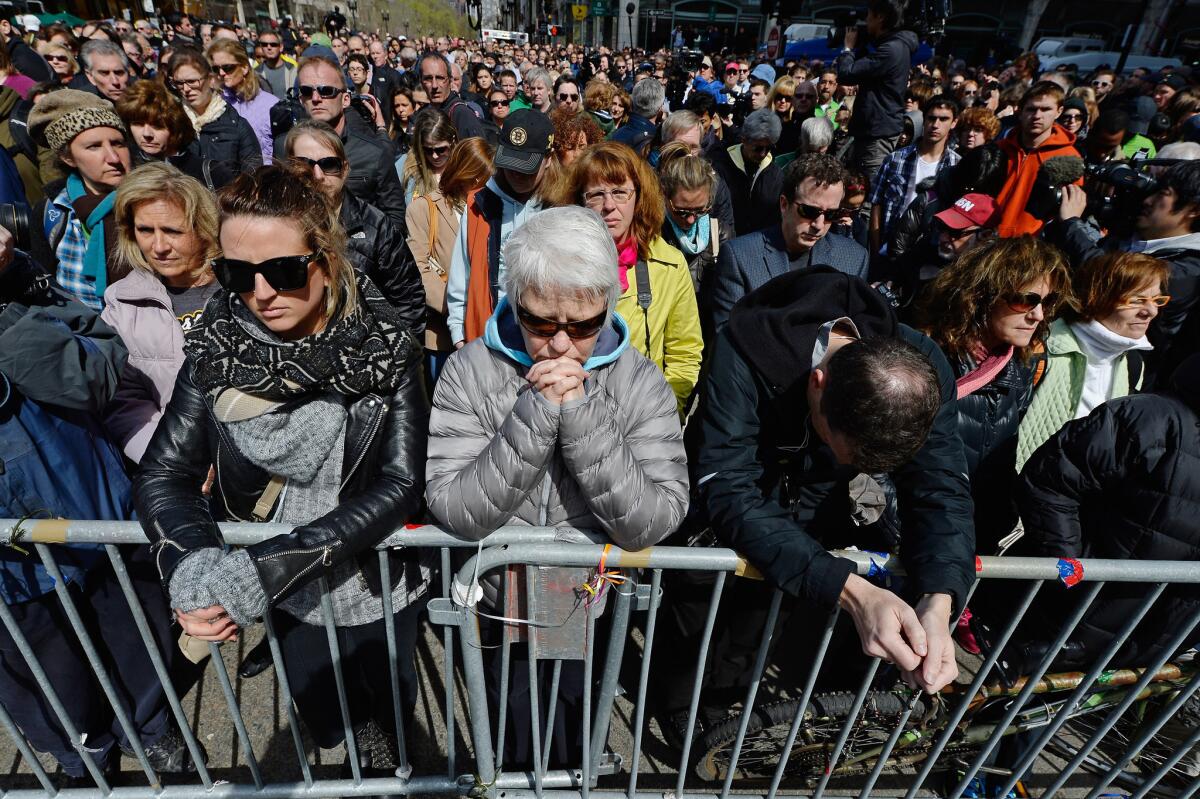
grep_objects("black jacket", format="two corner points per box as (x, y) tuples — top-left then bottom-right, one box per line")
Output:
(950, 352), (1035, 553)
(708, 144), (783, 236)
(690, 268), (976, 612)
(368, 65), (402, 125)
(341, 192), (425, 337)
(437, 91), (485, 140)
(341, 111), (408, 233)
(1015, 354), (1200, 668)
(135, 347), (429, 608)
(1049, 217), (1200, 387)
(196, 105), (262, 173)
(836, 30), (919, 140)
(7, 36), (51, 84)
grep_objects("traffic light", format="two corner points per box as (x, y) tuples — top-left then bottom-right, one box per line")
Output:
(547, 23), (560, 35)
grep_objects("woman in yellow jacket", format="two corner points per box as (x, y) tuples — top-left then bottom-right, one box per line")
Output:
(545, 141), (703, 412)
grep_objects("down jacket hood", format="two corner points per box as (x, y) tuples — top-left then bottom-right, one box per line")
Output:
(484, 295), (631, 371)
(727, 267), (897, 395)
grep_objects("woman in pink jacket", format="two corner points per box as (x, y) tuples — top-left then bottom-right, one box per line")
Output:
(102, 161), (220, 463)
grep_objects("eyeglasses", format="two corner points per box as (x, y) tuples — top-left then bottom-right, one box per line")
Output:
(490, 99), (510, 107)
(298, 84), (344, 99)
(171, 76), (207, 90)
(1121, 294), (1171, 308)
(213, 63), (242, 75)
(1002, 291), (1060, 313)
(1092, 80), (1112, 88)
(582, 187), (635, 207)
(671, 202), (711, 219)
(425, 144), (451, 157)
(558, 92), (579, 101)
(516, 303), (607, 339)
(45, 54), (69, 63)
(1060, 113), (1084, 122)
(257, 39), (281, 47)
(292, 155), (345, 175)
(790, 200), (840, 221)
(212, 253), (319, 293)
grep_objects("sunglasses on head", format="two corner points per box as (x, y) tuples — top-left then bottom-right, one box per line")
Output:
(298, 84), (344, 99)
(1003, 291), (1059, 313)
(293, 155), (345, 175)
(212, 253), (319, 293)
(516, 303), (607, 339)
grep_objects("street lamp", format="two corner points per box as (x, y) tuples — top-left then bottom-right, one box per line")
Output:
(382, 7), (390, 33)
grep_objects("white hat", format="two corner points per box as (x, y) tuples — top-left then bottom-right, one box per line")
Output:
(20, 14), (40, 31)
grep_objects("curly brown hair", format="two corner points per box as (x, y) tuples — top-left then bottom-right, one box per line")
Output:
(543, 140), (664, 258)
(918, 235), (1073, 362)
(958, 107), (1000, 141)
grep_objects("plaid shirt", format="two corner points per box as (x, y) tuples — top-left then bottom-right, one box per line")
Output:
(47, 188), (99, 311)
(869, 144), (961, 244)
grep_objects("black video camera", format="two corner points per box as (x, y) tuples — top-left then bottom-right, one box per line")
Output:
(826, 7), (867, 49)
(1084, 159), (1168, 236)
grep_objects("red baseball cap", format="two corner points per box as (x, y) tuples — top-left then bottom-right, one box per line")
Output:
(934, 193), (999, 230)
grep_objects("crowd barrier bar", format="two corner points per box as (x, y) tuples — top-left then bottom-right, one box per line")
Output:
(1, 519), (1199, 799)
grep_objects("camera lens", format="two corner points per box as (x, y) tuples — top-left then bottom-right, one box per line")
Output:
(0, 203), (30, 252)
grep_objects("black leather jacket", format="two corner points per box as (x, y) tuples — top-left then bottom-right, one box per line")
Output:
(135, 348), (429, 607)
(196, 105), (263, 173)
(341, 192), (426, 339)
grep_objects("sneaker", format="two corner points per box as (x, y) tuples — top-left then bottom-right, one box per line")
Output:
(121, 726), (205, 774)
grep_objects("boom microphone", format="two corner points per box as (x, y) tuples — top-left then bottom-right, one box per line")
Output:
(1025, 155), (1086, 221)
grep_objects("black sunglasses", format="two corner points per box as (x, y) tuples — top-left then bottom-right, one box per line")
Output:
(212, 253), (319, 293)
(1003, 291), (1060, 314)
(293, 155), (345, 175)
(489, 99), (509, 107)
(516, 303), (606, 339)
(298, 84), (344, 99)
(214, 63), (242, 75)
(792, 200), (840, 221)
(256, 39), (280, 46)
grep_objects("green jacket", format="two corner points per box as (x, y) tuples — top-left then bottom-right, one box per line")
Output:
(1016, 318), (1140, 471)
(509, 92), (532, 111)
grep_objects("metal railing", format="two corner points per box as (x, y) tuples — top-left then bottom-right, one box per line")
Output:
(2, 518), (1199, 798)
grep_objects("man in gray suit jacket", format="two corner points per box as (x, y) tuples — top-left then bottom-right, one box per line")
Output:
(708, 153), (870, 334)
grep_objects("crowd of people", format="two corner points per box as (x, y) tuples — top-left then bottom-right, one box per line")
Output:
(1, 0), (1199, 792)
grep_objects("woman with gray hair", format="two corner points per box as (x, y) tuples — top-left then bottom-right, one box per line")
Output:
(426, 204), (688, 548)
(425, 204), (688, 765)
(799, 115), (834, 154)
(709, 107), (784, 234)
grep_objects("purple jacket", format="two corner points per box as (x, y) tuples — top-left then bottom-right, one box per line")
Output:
(100, 269), (188, 463)
(226, 88), (279, 161)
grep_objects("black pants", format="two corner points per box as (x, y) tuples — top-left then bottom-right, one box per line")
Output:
(273, 599), (425, 749)
(0, 549), (177, 777)
(847, 133), (900, 195)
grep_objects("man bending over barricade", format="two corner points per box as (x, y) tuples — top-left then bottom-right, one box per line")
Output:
(654, 268), (975, 746)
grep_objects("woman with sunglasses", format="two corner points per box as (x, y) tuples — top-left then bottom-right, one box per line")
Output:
(425, 205), (687, 766)
(136, 164), (428, 777)
(168, 47), (261, 172)
(396, 108), (456, 207)
(546, 141), (703, 413)
(102, 162), (219, 462)
(207, 38), (279, 162)
(657, 142), (723, 301)
(1017, 251), (1169, 471)
(918, 236), (1072, 553)
(406, 137), (494, 377)
(481, 88), (510, 147)
(36, 41), (77, 86)
(284, 120), (425, 336)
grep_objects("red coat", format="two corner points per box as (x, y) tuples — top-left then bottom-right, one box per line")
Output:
(994, 123), (1081, 238)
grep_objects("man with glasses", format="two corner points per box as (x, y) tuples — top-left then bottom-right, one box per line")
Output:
(887, 193), (998, 301)
(710, 153), (869, 332)
(814, 69), (842, 128)
(554, 75), (581, 114)
(292, 55), (408, 230)
(254, 30), (297, 99)
(419, 52), (485, 139)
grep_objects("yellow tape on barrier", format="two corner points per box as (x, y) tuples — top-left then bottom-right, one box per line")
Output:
(27, 519), (69, 543)
(735, 558), (763, 580)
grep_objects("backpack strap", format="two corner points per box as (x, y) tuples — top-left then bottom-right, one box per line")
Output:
(634, 258), (653, 357)
(42, 200), (67, 255)
(710, 218), (720, 258)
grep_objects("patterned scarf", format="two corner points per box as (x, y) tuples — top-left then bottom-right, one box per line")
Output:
(184, 93), (229, 134)
(185, 273), (417, 404)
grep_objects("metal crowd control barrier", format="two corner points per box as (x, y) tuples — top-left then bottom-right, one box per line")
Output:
(1, 519), (1199, 799)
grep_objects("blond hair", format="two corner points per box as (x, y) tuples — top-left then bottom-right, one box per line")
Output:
(207, 38), (261, 103)
(115, 162), (219, 281)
